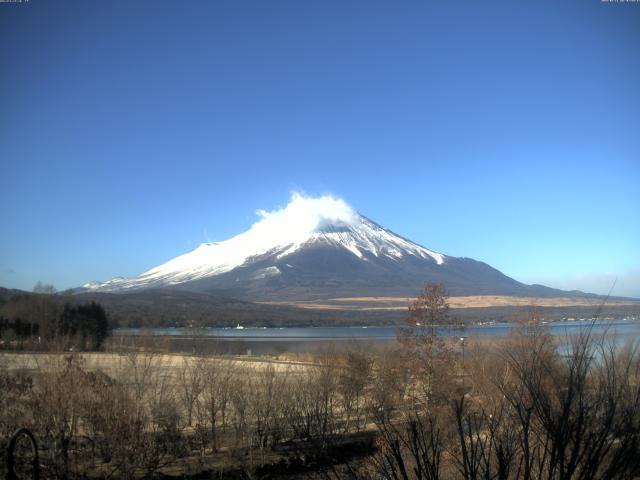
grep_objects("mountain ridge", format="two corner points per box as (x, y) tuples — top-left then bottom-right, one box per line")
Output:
(79, 195), (606, 301)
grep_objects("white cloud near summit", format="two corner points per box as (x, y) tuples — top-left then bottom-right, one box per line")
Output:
(253, 192), (359, 238)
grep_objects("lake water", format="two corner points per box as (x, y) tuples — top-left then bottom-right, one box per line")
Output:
(115, 318), (640, 340)
(113, 318), (640, 355)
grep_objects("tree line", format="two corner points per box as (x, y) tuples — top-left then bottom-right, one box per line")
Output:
(0, 292), (109, 350)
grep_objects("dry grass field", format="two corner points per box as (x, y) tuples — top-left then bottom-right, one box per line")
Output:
(261, 295), (640, 311)
(0, 351), (312, 375)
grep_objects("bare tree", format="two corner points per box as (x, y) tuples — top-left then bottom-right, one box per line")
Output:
(176, 356), (204, 427)
(196, 358), (235, 452)
(373, 411), (444, 480)
(398, 283), (454, 406)
(32, 354), (85, 477)
(229, 367), (250, 453)
(405, 283), (450, 329)
(33, 281), (57, 294)
(368, 347), (410, 425)
(248, 363), (292, 464)
(338, 346), (373, 432)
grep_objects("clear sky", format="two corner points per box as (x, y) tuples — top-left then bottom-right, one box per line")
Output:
(1, 1), (639, 297)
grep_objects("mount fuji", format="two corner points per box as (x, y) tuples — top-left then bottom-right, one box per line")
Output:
(81, 194), (578, 300)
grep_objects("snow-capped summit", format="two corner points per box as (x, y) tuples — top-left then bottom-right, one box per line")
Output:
(84, 194), (445, 293)
(82, 193), (555, 299)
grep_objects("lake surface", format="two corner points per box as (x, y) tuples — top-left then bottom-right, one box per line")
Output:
(113, 318), (640, 355)
(115, 318), (640, 340)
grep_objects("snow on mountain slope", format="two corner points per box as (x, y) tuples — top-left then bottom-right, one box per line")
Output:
(84, 194), (445, 293)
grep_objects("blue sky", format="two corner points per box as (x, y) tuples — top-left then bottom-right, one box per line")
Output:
(1, 0), (639, 297)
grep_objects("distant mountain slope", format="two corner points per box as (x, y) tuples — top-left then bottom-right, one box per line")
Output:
(72, 289), (640, 328)
(2, 286), (637, 329)
(0, 286), (32, 305)
(81, 194), (599, 301)
(73, 289), (402, 328)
